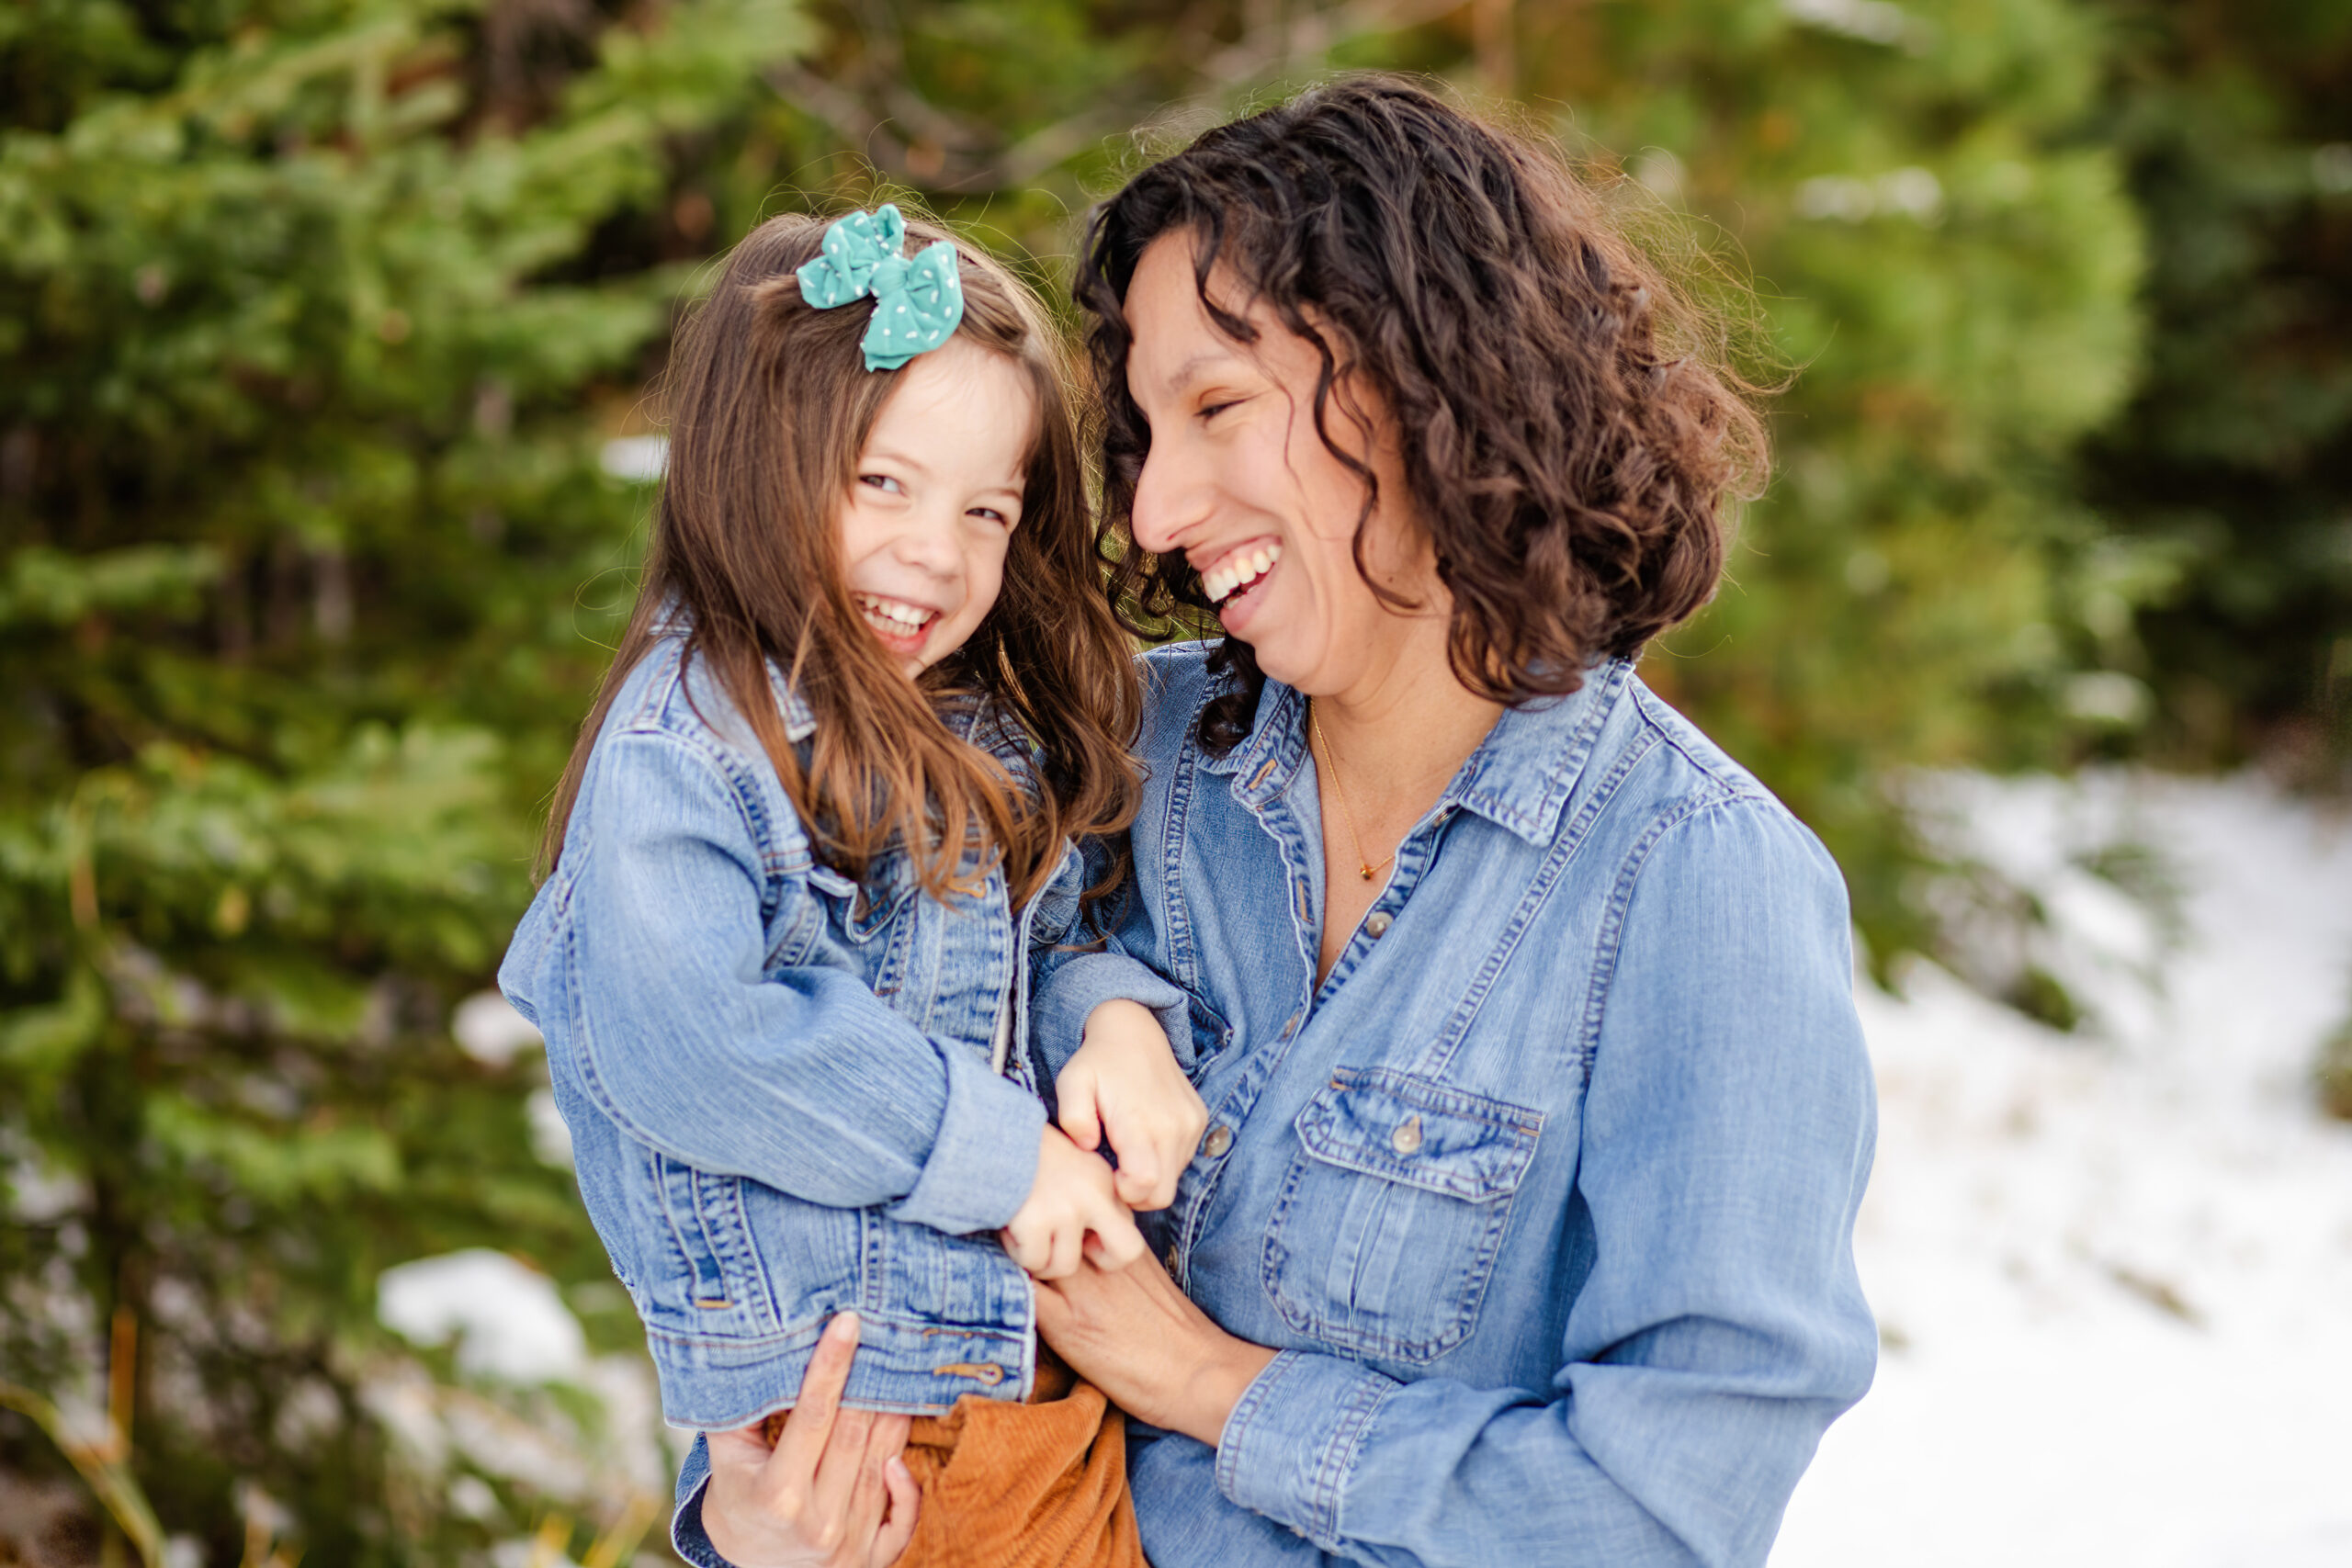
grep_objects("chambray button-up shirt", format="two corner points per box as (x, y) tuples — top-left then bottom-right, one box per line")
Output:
(1034, 645), (1878, 1568)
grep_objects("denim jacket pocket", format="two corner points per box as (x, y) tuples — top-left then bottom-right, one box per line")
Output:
(630, 1152), (780, 1342)
(805, 860), (913, 947)
(1261, 1068), (1544, 1363)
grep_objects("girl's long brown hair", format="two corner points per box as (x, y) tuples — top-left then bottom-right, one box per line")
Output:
(541, 210), (1142, 907)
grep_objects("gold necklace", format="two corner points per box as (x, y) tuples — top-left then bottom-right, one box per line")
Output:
(1309, 701), (1397, 884)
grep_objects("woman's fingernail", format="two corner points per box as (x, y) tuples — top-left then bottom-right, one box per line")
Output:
(828, 1312), (861, 1341)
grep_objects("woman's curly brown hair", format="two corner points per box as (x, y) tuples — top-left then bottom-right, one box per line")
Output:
(1076, 75), (1769, 752)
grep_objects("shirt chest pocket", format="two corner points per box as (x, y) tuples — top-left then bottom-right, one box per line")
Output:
(1261, 1069), (1544, 1364)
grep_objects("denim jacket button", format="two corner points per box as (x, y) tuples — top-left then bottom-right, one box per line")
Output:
(1364, 911), (1393, 939)
(1203, 1123), (1234, 1158)
(1164, 1243), (1182, 1276)
(1390, 1114), (1423, 1155)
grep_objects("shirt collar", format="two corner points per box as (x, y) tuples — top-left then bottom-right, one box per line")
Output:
(650, 597), (819, 742)
(1202, 658), (1632, 847)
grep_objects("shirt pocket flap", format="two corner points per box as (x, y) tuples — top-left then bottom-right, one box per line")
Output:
(1292, 1068), (1544, 1203)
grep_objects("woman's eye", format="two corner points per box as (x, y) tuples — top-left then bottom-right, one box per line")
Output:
(859, 473), (903, 494)
(968, 506), (1013, 527)
(1198, 399), (1240, 423)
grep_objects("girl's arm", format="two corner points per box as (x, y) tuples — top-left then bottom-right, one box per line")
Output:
(1037, 801), (1880, 1568)
(1027, 829), (1191, 1085)
(552, 728), (1045, 1237)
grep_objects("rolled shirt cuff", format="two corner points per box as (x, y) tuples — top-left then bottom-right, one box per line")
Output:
(1213, 1349), (1397, 1551)
(1031, 953), (1193, 1082)
(671, 1435), (732, 1568)
(884, 1040), (1046, 1235)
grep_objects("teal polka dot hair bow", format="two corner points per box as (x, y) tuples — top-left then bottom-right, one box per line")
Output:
(796, 204), (966, 372)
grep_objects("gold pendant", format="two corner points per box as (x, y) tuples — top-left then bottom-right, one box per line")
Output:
(1360, 864), (1375, 881)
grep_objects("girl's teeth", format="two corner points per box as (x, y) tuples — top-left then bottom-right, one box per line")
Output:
(855, 594), (933, 628)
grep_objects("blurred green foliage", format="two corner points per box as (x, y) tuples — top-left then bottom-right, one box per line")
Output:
(0, 0), (801, 1558)
(2083, 0), (2352, 778)
(4, 0), (2346, 1559)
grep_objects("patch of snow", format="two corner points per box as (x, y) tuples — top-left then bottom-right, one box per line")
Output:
(454, 991), (544, 1066)
(527, 1087), (574, 1169)
(600, 435), (667, 484)
(1772, 771), (2352, 1568)
(378, 1248), (586, 1384)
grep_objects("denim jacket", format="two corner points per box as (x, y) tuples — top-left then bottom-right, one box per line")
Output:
(497, 633), (1186, 1450)
(1031, 645), (1878, 1568)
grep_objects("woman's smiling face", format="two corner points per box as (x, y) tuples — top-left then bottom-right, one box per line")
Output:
(1121, 232), (1437, 698)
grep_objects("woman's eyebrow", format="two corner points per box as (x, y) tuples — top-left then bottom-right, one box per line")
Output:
(1162, 349), (1242, 396)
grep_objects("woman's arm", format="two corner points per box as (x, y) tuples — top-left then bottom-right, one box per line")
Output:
(549, 728), (1046, 1236)
(1042, 801), (1879, 1568)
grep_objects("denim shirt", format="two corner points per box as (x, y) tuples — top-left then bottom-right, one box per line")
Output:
(1033, 645), (1878, 1568)
(495, 635), (1185, 1496)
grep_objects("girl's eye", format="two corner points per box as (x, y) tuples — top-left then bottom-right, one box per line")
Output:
(859, 473), (903, 494)
(1198, 399), (1240, 423)
(968, 506), (1013, 527)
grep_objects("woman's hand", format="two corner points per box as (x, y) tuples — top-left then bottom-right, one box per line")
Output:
(700, 1314), (921, 1568)
(1055, 998), (1210, 1211)
(1032, 1242), (1278, 1448)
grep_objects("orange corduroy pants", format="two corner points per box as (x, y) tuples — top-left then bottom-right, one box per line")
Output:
(764, 1352), (1145, 1568)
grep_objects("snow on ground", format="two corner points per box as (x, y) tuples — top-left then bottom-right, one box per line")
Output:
(1771, 772), (2352, 1568)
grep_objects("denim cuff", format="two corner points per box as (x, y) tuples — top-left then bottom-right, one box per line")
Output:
(885, 1041), (1046, 1235)
(1213, 1349), (1396, 1550)
(671, 1435), (732, 1568)
(1031, 953), (1192, 1085)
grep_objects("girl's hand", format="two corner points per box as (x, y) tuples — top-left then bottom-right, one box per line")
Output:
(1032, 1241), (1278, 1448)
(1002, 1124), (1147, 1279)
(701, 1314), (921, 1568)
(1055, 998), (1209, 1211)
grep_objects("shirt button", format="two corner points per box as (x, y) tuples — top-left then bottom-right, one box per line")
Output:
(1364, 911), (1393, 939)
(1163, 1244), (1181, 1276)
(1281, 1011), (1303, 1039)
(1202, 1124), (1233, 1158)
(1390, 1114), (1423, 1155)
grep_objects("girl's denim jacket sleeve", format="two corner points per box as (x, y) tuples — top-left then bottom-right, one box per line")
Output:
(495, 635), (1184, 1460)
(1082, 646), (1879, 1568)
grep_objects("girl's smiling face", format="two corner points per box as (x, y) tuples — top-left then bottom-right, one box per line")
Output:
(839, 333), (1035, 676)
(1119, 231), (1438, 699)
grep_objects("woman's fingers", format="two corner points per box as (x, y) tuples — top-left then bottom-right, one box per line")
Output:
(770, 1312), (861, 1481)
(872, 1456), (921, 1568)
(809, 1404), (878, 1529)
(841, 1415), (911, 1568)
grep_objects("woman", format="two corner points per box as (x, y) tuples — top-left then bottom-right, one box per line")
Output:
(691, 77), (1876, 1568)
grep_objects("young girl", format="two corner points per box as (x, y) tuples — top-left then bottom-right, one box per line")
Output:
(497, 206), (1203, 1568)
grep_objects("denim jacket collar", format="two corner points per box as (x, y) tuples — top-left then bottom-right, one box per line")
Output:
(648, 598), (819, 743)
(1199, 657), (1632, 847)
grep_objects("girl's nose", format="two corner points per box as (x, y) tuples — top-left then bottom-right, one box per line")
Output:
(890, 505), (962, 577)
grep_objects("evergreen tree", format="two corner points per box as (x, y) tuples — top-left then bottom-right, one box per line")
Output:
(2084, 0), (2352, 780)
(0, 0), (802, 1559)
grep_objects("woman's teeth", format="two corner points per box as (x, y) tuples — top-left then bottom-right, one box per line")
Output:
(854, 593), (938, 638)
(1203, 543), (1282, 605)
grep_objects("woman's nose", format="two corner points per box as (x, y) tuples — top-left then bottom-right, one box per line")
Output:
(1127, 444), (1207, 557)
